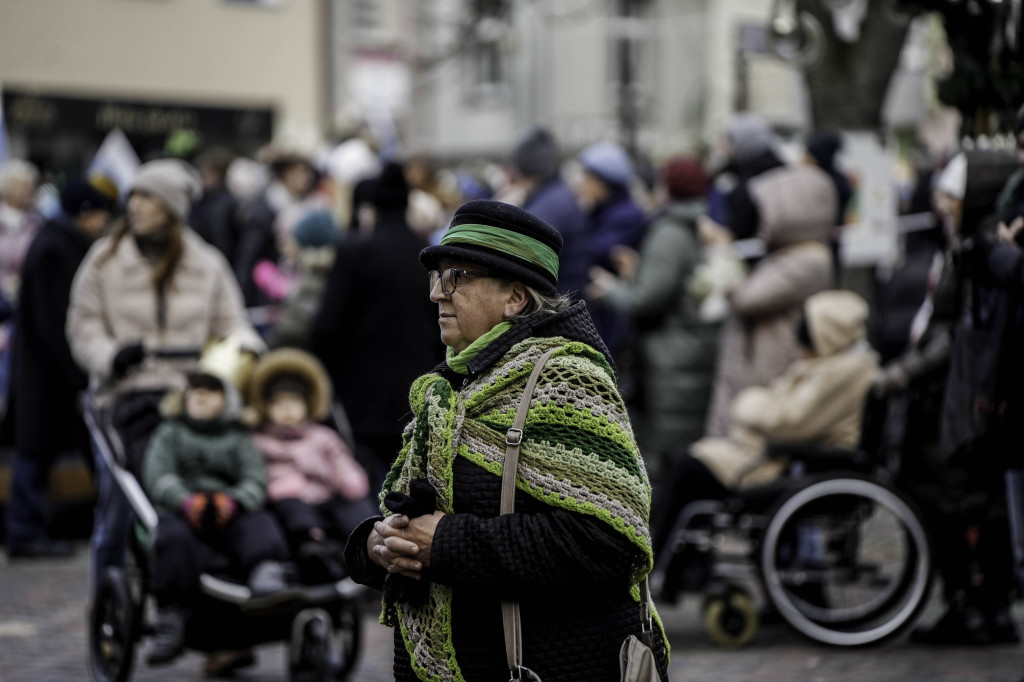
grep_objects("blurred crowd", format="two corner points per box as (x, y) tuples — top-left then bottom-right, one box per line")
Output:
(1, 101), (1023, 663)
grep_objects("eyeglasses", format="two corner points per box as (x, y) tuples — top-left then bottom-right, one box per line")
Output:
(428, 267), (494, 295)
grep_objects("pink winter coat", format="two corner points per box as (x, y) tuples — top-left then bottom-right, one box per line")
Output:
(251, 422), (368, 505)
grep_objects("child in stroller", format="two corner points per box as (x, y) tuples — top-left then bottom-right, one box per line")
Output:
(247, 349), (379, 585)
(141, 367), (299, 666)
(85, 345), (366, 682)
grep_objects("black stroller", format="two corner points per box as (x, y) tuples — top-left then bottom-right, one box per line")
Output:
(82, 359), (364, 682)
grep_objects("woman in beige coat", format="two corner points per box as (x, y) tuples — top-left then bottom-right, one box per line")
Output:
(67, 159), (264, 594)
(650, 290), (879, 599)
(703, 163), (836, 438)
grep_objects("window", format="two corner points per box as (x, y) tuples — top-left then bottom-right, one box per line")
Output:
(464, 0), (511, 99)
(352, 0), (401, 48)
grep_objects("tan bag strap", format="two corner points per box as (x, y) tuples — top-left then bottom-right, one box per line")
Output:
(501, 348), (555, 681)
(639, 575), (654, 648)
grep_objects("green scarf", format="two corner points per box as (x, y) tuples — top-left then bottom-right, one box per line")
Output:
(381, 337), (667, 681)
(444, 321), (512, 375)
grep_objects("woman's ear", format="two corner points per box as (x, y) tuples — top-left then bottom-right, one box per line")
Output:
(504, 282), (529, 319)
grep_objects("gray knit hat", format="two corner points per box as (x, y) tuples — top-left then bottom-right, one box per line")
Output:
(130, 159), (202, 224)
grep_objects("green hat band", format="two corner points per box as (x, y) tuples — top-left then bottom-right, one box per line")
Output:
(440, 223), (559, 279)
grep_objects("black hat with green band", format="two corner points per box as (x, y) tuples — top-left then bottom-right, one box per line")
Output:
(419, 199), (562, 294)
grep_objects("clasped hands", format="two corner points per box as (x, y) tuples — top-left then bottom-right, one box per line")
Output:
(367, 511), (444, 580)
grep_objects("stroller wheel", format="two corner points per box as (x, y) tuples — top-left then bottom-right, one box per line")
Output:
(88, 567), (138, 682)
(330, 598), (363, 680)
(703, 586), (758, 648)
(290, 608), (332, 682)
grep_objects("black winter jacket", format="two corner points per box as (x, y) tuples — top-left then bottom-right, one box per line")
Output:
(309, 215), (442, 439)
(939, 151), (1023, 464)
(11, 215), (91, 455)
(724, 149), (785, 241)
(234, 192), (280, 306)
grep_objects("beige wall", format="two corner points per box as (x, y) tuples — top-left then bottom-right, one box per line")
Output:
(0, 0), (325, 150)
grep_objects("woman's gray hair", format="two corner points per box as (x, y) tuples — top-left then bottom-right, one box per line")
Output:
(0, 159), (39, 196)
(510, 285), (574, 320)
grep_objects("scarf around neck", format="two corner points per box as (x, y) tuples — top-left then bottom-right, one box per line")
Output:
(444, 321), (512, 375)
(381, 335), (664, 681)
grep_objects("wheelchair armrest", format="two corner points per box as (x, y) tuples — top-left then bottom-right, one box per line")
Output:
(764, 441), (872, 471)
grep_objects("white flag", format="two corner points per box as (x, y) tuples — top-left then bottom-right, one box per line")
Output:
(88, 129), (140, 200)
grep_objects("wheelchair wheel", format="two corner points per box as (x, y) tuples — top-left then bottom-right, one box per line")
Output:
(88, 567), (138, 682)
(703, 586), (758, 648)
(290, 608), (332, 682)
(760, 475), (932, 646)
(330, 599), (362, 680)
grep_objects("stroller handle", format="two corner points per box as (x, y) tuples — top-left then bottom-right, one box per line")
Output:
(147, 346), (204, 360)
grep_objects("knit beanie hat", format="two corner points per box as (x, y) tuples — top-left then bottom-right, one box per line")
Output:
(60, 177), (115, 216)
(372, 162), (410, 213)
(420, 199), (563, 295)
(292, 210), (340, 248)
(510, 127), (559, 179)
(579, 141), (634, 187)
(130, 159), (202, 224)
(660, 155), (709, 200)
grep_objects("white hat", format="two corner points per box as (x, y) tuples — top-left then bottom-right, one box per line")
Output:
(130, 159), (202, 224)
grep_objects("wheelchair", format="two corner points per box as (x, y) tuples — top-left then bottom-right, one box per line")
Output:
(650, 406), (933, 649)
(81, 379), (365, 682)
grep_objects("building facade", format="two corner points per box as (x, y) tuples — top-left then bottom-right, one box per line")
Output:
(0, 0), (941, 172)
(0, 0), (326, 172)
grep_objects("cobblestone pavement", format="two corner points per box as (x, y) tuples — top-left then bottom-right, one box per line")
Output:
(1, 548), (1022, 681)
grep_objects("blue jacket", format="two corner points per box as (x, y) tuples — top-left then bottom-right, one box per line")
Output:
(523, 177), (588, 297)
(586, 186), (647, 269)
(584, 186), (647, 354)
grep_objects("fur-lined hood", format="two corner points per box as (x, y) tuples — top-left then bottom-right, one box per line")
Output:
(247, 348), (333, 423)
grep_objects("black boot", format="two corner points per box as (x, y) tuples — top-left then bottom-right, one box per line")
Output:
(911, 604), (989, 645)
(146, 607), (186, 666)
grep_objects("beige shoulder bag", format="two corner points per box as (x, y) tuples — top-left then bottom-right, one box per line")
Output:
(500, 348), (660, 682)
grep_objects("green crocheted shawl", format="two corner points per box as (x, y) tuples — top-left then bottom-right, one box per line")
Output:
(380, 336), (665, 682)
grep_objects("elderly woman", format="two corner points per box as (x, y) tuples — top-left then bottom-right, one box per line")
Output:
(67, 159), (266, 594)
(0, 158), (43, 303)
(344, 200), (668, 681)
(0, 159), (43, 422)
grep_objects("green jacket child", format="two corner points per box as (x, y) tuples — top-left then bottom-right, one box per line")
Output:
(140, 370), (297, 668)
(143, 379), (266, 515)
